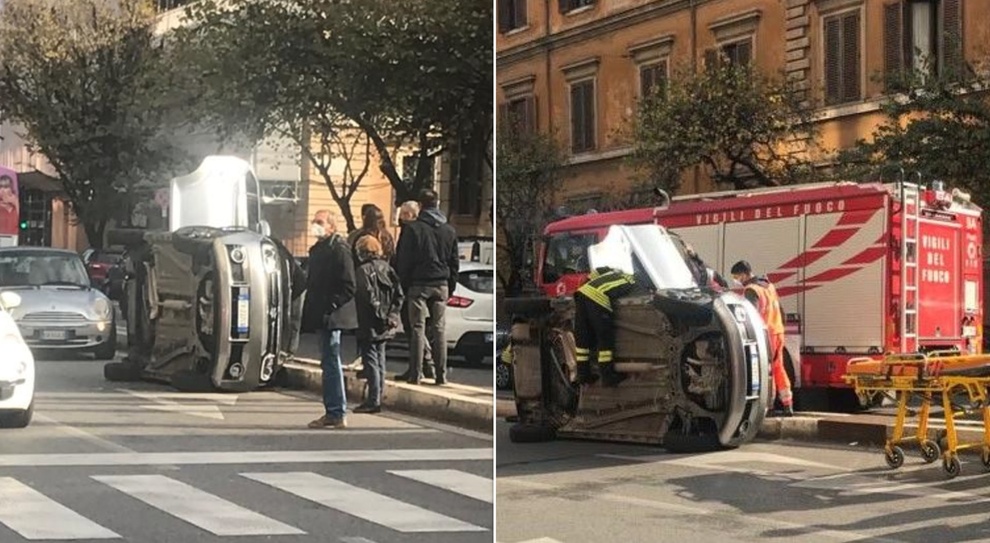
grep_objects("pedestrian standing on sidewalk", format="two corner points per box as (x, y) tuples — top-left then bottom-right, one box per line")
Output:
(350, 205), (396, 262)
(347, 204), (379, 247)
(303, 210), (358, 429)
(392, 200), (436, 381)
(394, 190), (459, 385)
(353, 235), (403, 413)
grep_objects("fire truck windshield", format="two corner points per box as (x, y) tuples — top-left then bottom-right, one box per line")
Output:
(589, 225), (697, 291)
(541, 232), (597, 284)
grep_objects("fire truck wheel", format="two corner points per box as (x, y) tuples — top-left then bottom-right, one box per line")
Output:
(943, 455), (961, 479)
(508, 423), (556, 443)
(103, 361), (141, 382)
(171, 370), (215, 393)
(921, 440), (941, 464)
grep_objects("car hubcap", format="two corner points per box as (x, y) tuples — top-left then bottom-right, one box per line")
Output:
(496, 363), (510, 388)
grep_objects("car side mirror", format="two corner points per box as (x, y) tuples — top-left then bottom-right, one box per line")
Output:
(0, 291), (21, 310)
(258, 220), (272, 237)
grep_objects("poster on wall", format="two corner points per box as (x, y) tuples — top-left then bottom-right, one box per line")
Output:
(0, 166), (20, 247)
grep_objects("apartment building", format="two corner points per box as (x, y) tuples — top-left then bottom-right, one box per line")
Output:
(496, 0), (982, 206)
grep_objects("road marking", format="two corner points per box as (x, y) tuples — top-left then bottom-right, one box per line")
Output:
(122, 390), (240, 405)
(33, 413), (135, 454)
(389, 469), (493, 503)
(243, 471), (487, 533)
(498, 478), (900, 543)
(123, 390), (227, 421)
(340, 538), (379, 543)
(600, 451), (842, 471)
(0, 477), (120, 540)
(0, 448), (493, 467)
(93, 475), (303, 536)
(497, 539), (566, 543)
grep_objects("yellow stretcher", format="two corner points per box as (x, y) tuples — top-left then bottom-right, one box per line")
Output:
(844, 351), (990, 479)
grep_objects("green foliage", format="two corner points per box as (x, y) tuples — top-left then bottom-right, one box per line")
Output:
(836, 64), (990, 210)
(0, 0), (187, 247)
(496, 126), (566, 295)
(630, 60), (818, 192)
(179, 0), (492, 207)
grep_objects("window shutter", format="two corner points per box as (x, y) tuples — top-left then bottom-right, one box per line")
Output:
(940, 0), (963, 79)
(824, 17), (841, 105)
(841, 12), (861, 102)
(498, 0), (509, 33)
(737, 40), (753, 66)
(704, 48), (719, 70)
(583, 83), (596, 150)
(523, 95), (537, 134)
(640, 66), (654, 98)
(514, 0), (528, 28)
(558, 0), (569, 14)
(883, 2), (903, 85)
(497, 103), (510, 133)
(570, 84), (583, 152)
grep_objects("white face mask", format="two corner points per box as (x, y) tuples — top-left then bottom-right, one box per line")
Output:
(311, 223), (326, 238)
(731, 276), (743, 287)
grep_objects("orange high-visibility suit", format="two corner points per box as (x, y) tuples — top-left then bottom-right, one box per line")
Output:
(743, 279), (793, 408)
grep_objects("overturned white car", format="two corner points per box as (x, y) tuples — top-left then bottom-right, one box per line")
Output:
(104, 157), (304, 392)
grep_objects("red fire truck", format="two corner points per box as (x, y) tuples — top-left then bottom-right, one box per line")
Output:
(536, 181), (984, 409)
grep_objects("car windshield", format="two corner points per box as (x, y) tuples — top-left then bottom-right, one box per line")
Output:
(0, 252), (90, 287)
(541, 232), (597, 283)
(588, 224), (697, 291)
(459, 269), (493, 293)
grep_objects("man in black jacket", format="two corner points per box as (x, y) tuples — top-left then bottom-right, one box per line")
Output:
(394, 190), (459, 385)
(303, 210), (358, 429)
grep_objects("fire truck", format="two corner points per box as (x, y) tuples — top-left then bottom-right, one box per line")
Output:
(536, 181), (984, 410)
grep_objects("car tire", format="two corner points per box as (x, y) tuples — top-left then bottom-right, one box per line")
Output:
(508, 423), (556, 443)
(93, 326), (117, 361)
(171, 370), (215, 393)
(496, 361), (512, 390)
(0, 401), (33, 429)
(663, 431), (723, 453)
(464, 354), (485, 367)
(104, 361), (142, 382)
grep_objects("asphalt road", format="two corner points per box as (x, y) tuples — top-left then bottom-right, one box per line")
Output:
(0, 354), (493, 543)
(496, 421), (990, 543)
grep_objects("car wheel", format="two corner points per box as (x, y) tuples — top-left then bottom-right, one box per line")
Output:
(0, 401), (34, 429)
(465, 353), (485, 367)
(104, 361), (142, 382)
(93, 326), (117, 361)
(496, 361), (512, 390)
(171, 370), (215, 393)
(508, 423), (556, 443)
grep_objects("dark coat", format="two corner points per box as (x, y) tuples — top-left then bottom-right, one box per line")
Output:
(355, 255), (404, 343)
(301, 233), (358, 332)
(394, 208), (459, 294)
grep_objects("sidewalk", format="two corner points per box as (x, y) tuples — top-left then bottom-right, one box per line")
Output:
(285, 332), (494, 432)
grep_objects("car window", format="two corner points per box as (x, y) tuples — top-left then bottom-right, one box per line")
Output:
(0, 252), (90, 287)
(459, 269), (493, 293)
(541, 232), (597, 284)
(92, 251), (123, 264)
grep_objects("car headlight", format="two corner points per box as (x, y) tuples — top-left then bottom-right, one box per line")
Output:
(262, 243), (278, 274)
(733, 305), (748, 323)
(93, 298), (111, 319)
(229, 245), (246, 264)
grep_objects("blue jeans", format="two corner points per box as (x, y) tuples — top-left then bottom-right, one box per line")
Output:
(362, 340), (387, 407)
(320, 329), (346, 418)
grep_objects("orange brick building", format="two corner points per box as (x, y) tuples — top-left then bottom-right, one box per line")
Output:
(497, 0), (986, 206)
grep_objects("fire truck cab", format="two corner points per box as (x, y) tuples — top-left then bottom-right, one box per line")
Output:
(537, 181), (983, 410)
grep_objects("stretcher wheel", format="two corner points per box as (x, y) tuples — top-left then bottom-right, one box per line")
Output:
(920, 440), (941, 464)
(943, 456), (961, 479)
(981, 449), (990, 471)
(884, 446), (905, 469)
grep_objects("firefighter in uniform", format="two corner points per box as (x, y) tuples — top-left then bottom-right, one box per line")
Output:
(731, 260), (794, 416)
(574, 267), (636, 387)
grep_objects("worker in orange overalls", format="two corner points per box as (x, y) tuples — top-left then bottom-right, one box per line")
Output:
(731, 260), (794, 417)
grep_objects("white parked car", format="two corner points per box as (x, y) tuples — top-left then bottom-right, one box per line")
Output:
(445, 262), (494, 366)
(0, 291), (35, 428)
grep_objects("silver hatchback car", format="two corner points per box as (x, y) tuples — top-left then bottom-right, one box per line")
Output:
(0, 247), (116, 359)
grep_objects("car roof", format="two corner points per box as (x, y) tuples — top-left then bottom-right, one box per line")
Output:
(0, 247), (79, 257)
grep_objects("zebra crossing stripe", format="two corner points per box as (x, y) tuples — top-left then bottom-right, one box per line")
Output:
(243, 471), (488, 533)
(388, 469), (493, 503)
(0, 477), (119, 540)
(93, 475), (304, 536)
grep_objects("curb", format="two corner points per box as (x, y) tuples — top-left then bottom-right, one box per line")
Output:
(281, 362), (493, 433)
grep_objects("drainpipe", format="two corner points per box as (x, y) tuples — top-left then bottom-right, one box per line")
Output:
(691, 0), (700, 192)
(544, 0), (553, 135)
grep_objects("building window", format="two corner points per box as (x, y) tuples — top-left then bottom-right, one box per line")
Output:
(449, 148), (482, 218)
(559, 0), (594, 14)
(884, 0), (963, 84)
(498, 0), (527, 33)
(19, 190), (49, 247)
(569, 80), (596, 153)
(823, 10), (861, 106)
(402, 155), (436, 189)
(500, 95), (536, 135)
(705, 39), (753, 69)
(639, 60), (668, 99)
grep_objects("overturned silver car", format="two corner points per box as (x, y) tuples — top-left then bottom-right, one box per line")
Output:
(104, 157), (302, 392)
(506, 224), (770, 451)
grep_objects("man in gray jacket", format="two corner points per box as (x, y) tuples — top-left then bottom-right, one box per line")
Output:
(394, 190), (459, 385)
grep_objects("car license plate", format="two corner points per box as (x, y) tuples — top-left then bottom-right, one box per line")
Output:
(41, 330), (67, 341)
(485, 333), (493, 343)
(236, 290), (250, 334)
(749, 348), (761, 395)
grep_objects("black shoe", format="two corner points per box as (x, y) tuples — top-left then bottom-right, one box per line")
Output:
(423, 366), (436, 380)
(354, 404), (381, 414)
(406, 377), (421, 385)
(393, 371), (411, 381)
(600, 364), (627, 388)
(432, 377), (447, 386)
(770, 406), (794, 418)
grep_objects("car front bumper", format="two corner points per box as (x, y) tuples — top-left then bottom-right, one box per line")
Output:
(450, 329), (494, 360)
(16, 319), (113, 349)
(0, 368), (33, 411)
